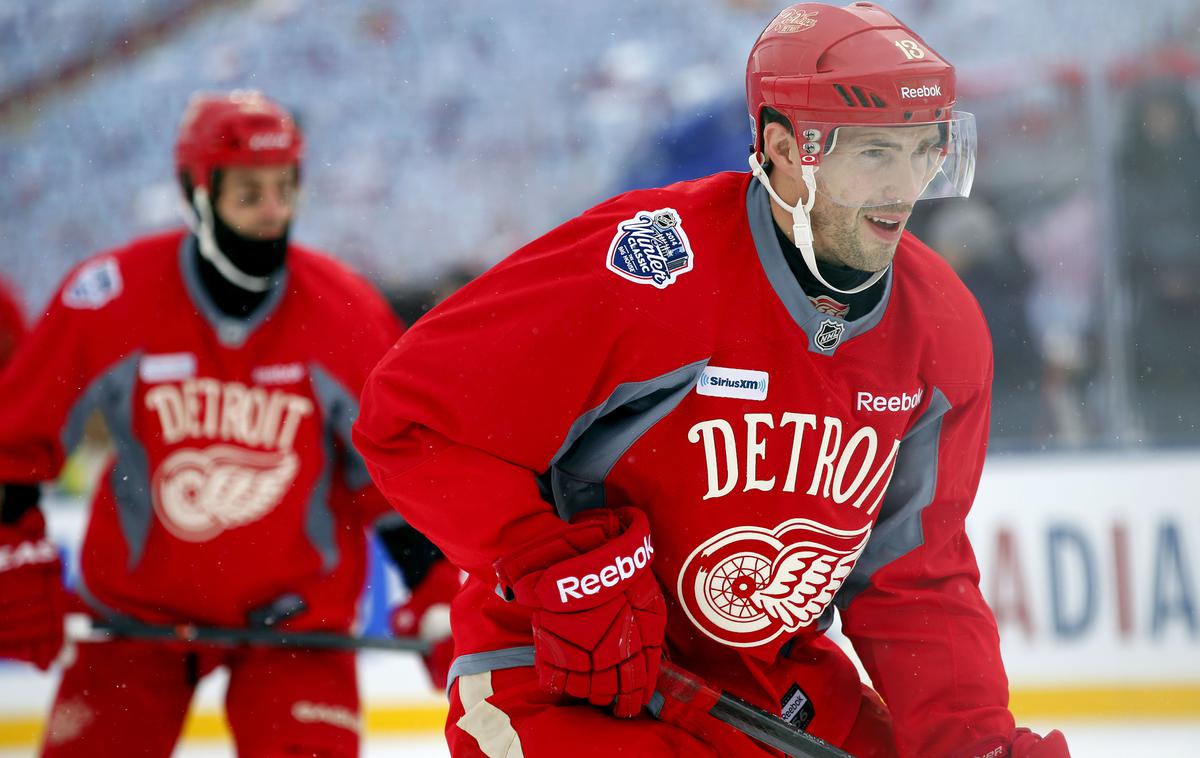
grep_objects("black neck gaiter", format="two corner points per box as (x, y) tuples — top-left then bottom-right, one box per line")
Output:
(194, 211), (289, 318)
(772, 219), (884, 321)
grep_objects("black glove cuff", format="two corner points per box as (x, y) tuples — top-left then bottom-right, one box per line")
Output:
(376, 522), (443, 589)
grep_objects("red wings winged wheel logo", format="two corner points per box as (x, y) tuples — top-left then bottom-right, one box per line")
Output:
(677, 518), (872, 647)
(152, 445), (299, 542)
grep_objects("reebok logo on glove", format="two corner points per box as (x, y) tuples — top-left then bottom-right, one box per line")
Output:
(0, 539), (57, 572)
(493, 507), (666, 718)
(556, 534), (654, 603)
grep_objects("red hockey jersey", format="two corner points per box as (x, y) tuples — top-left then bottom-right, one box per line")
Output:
(355, 172), (1014, 756)
(0, 230), (401, 632)
(0, 276), (25, 368)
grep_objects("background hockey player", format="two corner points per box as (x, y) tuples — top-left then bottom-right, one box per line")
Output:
(355, 3), (1073, 757)
(0, 89), (455, 757)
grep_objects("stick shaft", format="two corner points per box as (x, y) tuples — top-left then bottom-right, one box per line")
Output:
(70, 615), (431, 654)
(656, 661), (854, 758)
(710, 690), (854, 758)
(79, 618), (848, 756)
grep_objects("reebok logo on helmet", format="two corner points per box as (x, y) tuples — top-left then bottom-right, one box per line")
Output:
(899, 84), (942, 100)
(248, 131), (293, 151)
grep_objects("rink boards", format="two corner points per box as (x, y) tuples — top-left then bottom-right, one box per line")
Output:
(1, 449), (1197, 749)
(969, 449), (1200, 717)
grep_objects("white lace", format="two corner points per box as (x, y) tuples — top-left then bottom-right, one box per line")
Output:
(748, 152), (888, 296)
(180, 187), (274, 293)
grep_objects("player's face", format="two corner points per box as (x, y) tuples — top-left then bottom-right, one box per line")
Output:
(809, 124), (944, 272)
(214, 165), (298, 240)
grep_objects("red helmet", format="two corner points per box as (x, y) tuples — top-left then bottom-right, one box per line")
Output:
(174, 90), (303, 191)
(746, 2), (956, 161)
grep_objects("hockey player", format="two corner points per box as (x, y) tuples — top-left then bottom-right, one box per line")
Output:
(354, 4), (1071, 757)
(0, 90), (455, 757)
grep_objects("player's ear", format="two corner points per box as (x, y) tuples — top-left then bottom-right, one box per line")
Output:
(762, 122), (798, 173)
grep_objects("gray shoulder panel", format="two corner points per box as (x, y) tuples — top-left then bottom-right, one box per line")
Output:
(835, 387), (952, 610)
(309, 363), (373, 491)
(545, 358), (709, 520)
(304, 363), (357, 572)
(446, 646), (536, 688)
(64, 353), (156, 570)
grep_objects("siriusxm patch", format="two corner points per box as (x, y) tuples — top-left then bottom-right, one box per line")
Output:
(606, 208), (693, 289)
(696, 366), (769, 401)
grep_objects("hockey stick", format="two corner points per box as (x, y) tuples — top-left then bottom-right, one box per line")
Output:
(69, 616), (849, 756)
(67, 614), (432, 654)
(656, 661), (854, 758)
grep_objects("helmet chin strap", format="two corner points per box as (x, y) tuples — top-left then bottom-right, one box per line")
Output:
(182, 187), (274, 293)
(748, 152), (888, 296)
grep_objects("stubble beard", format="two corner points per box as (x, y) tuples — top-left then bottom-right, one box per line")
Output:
(809, 199), (901, 273)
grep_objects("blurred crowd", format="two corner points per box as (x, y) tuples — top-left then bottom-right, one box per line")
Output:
(1, 0), (1199, 450)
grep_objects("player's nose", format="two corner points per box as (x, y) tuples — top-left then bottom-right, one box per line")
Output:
(256, 190), (293, 229)
(878, 162), (928, 206)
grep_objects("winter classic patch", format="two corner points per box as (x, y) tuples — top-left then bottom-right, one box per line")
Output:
(62, 257), (123, 310)
(606, 208), (693, 289)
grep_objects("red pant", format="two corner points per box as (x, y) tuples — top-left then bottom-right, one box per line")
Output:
(39, 639), (360, 758)
(445, 666), (898, 758)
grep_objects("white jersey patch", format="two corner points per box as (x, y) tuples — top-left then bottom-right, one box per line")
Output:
(139, 353), (197, 383)
(696, 366), (769, 401)
(251, 362), (307, 386)
(606, 207), (694, 289)
(62, 257), (123, 310)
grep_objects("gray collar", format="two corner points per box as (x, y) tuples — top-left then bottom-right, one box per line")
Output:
(745, 179), (893, 357)
(178, 235), (289, 348)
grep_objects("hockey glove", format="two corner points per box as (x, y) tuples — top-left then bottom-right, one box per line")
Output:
(0, 508), (64, 669)
(1010, 728), (1070, 757)
(391, 558), (461, 689)
(494, 506), (666, 717)
(954, 728), (1070, 758)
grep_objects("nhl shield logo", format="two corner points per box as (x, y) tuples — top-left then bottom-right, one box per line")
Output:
(606, 207), (694, 289)
(814, 318), (845, 351)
